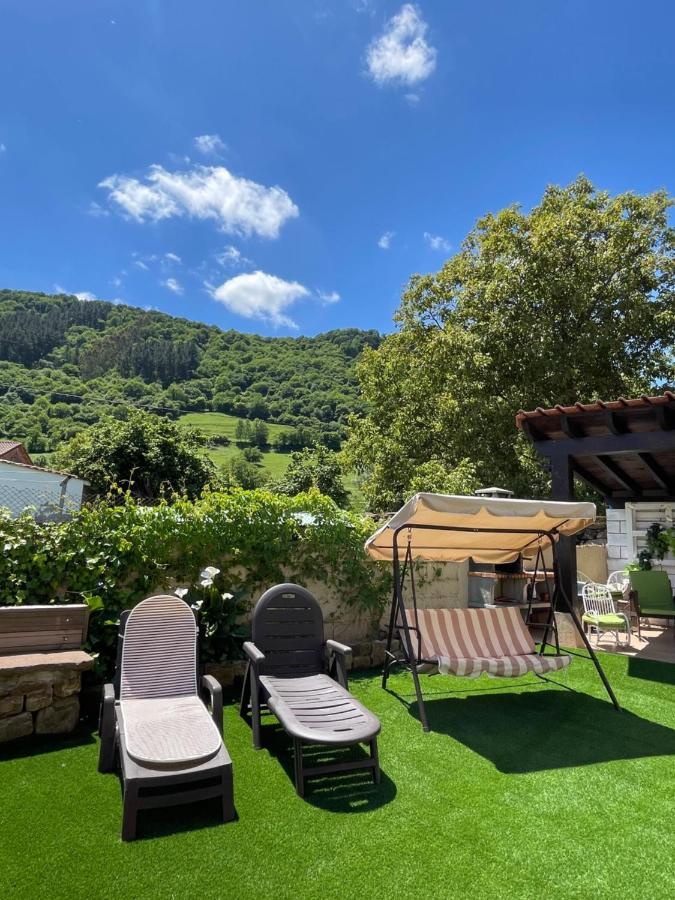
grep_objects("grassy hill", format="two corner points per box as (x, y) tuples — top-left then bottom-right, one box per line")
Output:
(0, 289), (380, 453)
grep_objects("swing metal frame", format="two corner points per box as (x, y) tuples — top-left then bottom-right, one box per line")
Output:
(381, 521), (621, 732)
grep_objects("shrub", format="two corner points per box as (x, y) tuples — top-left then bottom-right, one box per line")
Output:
(0, 489), (389, 677)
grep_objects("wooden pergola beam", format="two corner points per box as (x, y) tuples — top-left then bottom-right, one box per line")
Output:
(593, 455), (642, 496)
(637, 452), (673, 492)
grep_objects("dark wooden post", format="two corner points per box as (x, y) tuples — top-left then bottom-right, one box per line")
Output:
(549, 452), (578, 609)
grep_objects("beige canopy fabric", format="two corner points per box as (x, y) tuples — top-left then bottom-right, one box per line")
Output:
(365, 493), (596, 564)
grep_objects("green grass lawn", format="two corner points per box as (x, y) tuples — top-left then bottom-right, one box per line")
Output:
(3, 652), (674, 899)
(179, 412), (290, 442)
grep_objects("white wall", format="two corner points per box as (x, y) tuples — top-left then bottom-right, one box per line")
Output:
(0, 465), (85, 520)
(606, 502), (675, 590)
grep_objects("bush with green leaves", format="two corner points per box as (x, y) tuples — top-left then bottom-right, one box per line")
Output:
(54, 409), (218, 501)
(273, 447), (349, 507)
(0, 489), (389, 677)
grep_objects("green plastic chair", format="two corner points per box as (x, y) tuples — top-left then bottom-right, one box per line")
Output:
(628, 570), (675, 640)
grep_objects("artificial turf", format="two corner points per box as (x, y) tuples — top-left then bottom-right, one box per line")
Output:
(2, 651), (674, 900)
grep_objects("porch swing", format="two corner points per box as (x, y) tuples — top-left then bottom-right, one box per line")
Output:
(365, 493), (620, 731)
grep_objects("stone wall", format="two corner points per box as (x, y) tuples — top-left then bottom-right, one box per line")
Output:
(205, 638), (401, 691)
(0, 651), (93, 743)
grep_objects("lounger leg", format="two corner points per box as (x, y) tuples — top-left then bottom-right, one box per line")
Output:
(293, 738), (305, 798)
(239, 661), (251, 719)
(370, 738), (381, 785)
(250, 670), (262, 750)
(121, 783), (139, 842)
(222, 768), (235, 823)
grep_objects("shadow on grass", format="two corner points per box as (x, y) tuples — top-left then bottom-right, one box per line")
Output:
(134, 798), (239, 842)
(258, 719), (396, 813)
(628, 656), (675, 685)
(401, 689), (675, 773)
(0, 722), (96, 762)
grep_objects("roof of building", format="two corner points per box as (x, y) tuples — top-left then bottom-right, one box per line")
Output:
(516, 392), (675, 502)
(0, 459), (88, 483)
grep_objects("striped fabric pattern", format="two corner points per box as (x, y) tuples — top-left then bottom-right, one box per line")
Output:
(404, 607), (570, 678)
(120, 595), (198, 700)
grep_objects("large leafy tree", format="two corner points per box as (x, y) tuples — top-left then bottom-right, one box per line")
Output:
(345, 176), (675, 510)
(55, 409), (218, 500)
(274, 447), (349, 508)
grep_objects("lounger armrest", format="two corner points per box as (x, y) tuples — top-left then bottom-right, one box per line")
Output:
(243, 641), (265, 666)
(326, 640), (351, 689)
(98, 683), (117, 773)
(326, 639), (352, 656)
(201, 674), (223, 735)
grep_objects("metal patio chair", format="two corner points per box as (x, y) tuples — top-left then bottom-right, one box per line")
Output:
(582, 582), (631, 647)
(98, 595), (234, 841)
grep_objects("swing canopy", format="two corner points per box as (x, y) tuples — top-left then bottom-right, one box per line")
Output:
(365, 493), (596, 564)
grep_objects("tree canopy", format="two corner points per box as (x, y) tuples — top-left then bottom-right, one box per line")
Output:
(274, 447), (349, 507)
(345, 176), (675, 510)
(0, 290), (380, 454)
(54, 409), (218, 500)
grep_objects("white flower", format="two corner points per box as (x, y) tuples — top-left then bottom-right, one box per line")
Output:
(174, 587), (189, 599)
(222, 592), (234, 601)
(199, 565), (221, 588)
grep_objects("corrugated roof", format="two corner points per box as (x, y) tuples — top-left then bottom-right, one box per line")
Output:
(516, 391), (675, 426)
(0, 459), (88, 483)
(516, 392), (675, 501)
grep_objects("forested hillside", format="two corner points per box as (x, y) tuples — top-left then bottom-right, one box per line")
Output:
(0, 290), (380, 453)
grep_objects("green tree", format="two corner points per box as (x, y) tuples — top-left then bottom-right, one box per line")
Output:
(54, 409), (217, 500)
(228, 453), (268, 489)
(250, 419), (269, 447)
(345, 176), (675, 509)
(274, 447), (349, 507)
(235, 419), (252, 442)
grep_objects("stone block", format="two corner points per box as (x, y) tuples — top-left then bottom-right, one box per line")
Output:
(53, 672), (81, 698)
(352, 655), (371, 670)
(0, 678), (18, 699)
(25, 686), (53, 711)
(204, 663), (234, 689)
(16, 670), (54, 694)
(370, 640), (386, 666)
(35, 697), (80, 735)
(353, 642), (372, 659)
(0, 694), (24, 718)
(0, 711), (33, 743)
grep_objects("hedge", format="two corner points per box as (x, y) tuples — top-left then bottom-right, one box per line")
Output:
(0, 488), (390, 677)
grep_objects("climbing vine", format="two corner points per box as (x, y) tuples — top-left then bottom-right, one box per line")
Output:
(0, 488), (390, 676)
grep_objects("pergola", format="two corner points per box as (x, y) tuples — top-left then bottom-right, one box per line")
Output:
(517, 391), (675, 604)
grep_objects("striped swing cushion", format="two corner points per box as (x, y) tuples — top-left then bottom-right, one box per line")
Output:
(404, 607), (570, 678)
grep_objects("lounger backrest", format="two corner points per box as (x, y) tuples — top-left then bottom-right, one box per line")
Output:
(120, 595), (198, 700)
(252, 583), (324, 677)
(582, 582), (616, 617)
(403, 607), (536, 661)
(629, 570), (674, 612)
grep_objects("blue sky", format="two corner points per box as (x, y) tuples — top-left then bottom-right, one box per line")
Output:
(1, 1), (673, 336)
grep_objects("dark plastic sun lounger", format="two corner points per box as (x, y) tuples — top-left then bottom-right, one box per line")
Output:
(98, 595), (234, 840)
(240, 583), (381, 797)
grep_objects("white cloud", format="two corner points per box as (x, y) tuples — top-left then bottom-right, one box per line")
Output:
(194, 134), (227, 155)
(367, 4), (436, 86)
(215, 245), (251, 268)
(99, 163), (298, 238)
(0, 143), (6, 153)
(110, 276), (123, 288)
(54, 285), (122, 304)
(209, 270), (309, 328)
(134, 259), (149, 271)
(423, 231), (451, 252)
(164, 252), (182, 264)
(317, 290), (340, 305)
(162, 277), (184, 295)
(87, 201), (110, 218)
(378, 230), (394, 249)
